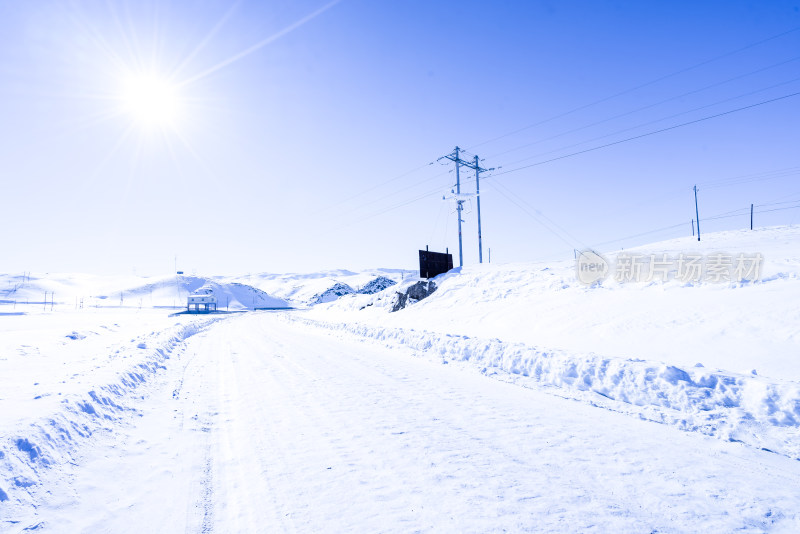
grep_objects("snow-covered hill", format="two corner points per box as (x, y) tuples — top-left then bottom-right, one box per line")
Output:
(233, 268), (414, 306)
(315, 225), (800, 379)
(0, 274), (289, 311)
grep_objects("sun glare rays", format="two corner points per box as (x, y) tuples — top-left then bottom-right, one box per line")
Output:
(45, 0), (343, 187)
(176, 0), (341, 88)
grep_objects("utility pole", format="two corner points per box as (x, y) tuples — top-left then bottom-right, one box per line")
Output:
(439, 147), (492, 267)
(455, 147), (463, 267)
(693, 185), (701, 242)
(750, 203), (754, 230)
(691, 219), (695, 237)
(474, 155), (484, 263)
(439, 147), (465, 266)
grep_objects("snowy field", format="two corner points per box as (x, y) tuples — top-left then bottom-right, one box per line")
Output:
(1, 226), (799, 532)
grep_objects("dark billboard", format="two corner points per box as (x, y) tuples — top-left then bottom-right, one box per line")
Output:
(419, 250), (453, 279)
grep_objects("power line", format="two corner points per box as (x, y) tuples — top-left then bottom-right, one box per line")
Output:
(338, 168), (451, 216)
(489, 90), (800, 179)
(322, 160), (438, 212)
(466, 26), (800, 151)
(589, 203), (800, 250)
(486, 181), (582, 251)
(492, 180), (589, 250)
(754, 203), (800, 215)
(331, 60), (799, 234)
(756, 197), (800, 208)
(698, 166), (800, 189)
(427, 200), (447, 248)
(494, 76), (800, 172)
(589, 222), (688, 249)
(338, 183), (446, 227)
(328, 50), (800, 225)
(485, 55), (800, 161)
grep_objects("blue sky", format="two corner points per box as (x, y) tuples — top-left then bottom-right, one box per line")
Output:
(1, 0), (799, 275)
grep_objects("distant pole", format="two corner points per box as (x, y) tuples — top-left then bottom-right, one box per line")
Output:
(750, 203), (754, 230)
(475, 155), (484, 263)
(455, 147), (464, 267)
(488, 247), (491, 263)
(693, 185), (701, 242)
(691, 219), (695, 236)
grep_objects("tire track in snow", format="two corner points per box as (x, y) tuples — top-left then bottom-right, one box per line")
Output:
(289, 315), (800, 460)
(232, 313), (800, 532)
(48, 311), (800, 533)
(199, 315), (298, 533)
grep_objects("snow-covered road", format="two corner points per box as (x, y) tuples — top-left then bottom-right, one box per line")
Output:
(11, 311), (800, 533)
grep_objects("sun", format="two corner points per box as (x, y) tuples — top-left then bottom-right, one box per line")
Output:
(120, 74), (182, 128)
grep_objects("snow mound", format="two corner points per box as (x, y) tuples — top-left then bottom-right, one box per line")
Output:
(357, 276), (397, 295)
(313, 282), (355, 304)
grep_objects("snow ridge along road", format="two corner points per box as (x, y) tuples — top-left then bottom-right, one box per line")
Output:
(6, 311), (798, 532)
(0, 312), (225, 528)
(289, 315), (800, 460)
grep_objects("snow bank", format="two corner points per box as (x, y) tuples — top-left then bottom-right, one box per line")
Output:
(292, 317), (800, 459)
(0, 315), (221, 520)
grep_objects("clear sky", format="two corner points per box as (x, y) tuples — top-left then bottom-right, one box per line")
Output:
(1, 0), (799, 275)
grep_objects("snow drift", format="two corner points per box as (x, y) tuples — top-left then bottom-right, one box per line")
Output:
(304, 225), (800, 459)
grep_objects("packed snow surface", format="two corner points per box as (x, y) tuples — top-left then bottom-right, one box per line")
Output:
(1, 226), (799, 532)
